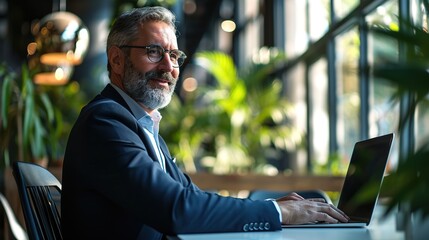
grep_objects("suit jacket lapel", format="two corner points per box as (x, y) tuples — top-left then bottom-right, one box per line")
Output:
(98, 85), (192, 191)
(99, 84), (162, 167)
(100, 84), (131, 112)
(139, 130), (163, 168)
(158, 137), (181, 180)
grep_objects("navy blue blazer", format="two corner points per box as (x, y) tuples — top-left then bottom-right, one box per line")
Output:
(61, 84), (281, 239)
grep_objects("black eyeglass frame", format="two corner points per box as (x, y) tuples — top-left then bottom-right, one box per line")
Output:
(119, 44), (187, 68)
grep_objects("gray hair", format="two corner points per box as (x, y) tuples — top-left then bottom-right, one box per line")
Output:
(106, 6), (177, 75)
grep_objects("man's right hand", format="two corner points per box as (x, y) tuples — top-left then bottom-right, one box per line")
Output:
(276, 194), (349, 225)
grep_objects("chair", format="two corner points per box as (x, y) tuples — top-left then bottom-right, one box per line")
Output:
(0, 192), (28, 240)
(248, 189), (332, 204)
(12, 161), (62, 240)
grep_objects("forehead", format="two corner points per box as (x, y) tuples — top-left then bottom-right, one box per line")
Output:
(135, 21), (177, 46)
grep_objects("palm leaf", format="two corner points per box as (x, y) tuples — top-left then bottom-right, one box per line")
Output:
(372, 23), (429, 62)
(372, 20), (429, 219)
(39, 92), (54, 123)
(383, 144), (429, 218)
(195, 51), (238, 88)
(1, 73), (15, 128)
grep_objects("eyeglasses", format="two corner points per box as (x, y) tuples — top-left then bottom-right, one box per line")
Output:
(119, 44), (187, 68)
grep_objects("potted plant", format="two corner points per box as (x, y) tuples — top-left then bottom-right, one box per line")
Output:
(160, 49), (303, 174)
(0, 63), (58, 167)
(42, 82), (87, 166)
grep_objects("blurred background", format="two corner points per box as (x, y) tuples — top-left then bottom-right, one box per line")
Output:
(1, 0), (429, 238)
(2, 0), (419, 176)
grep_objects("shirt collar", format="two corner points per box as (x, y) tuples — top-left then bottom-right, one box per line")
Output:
(110, 84), (161, 130)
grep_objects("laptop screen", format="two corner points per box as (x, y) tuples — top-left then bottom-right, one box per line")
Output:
(337, 133), (394, 224)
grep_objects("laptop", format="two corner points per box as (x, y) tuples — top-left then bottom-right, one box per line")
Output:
(283, 133), (395, 228)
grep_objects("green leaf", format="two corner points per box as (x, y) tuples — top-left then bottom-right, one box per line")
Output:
(195, 52), (238, 88)
(230, 81), (246, 103)
(53, 108), (63, 137)
(40, 92), (54, 123)
(373, 64), (429, 101)
(23, 93), (34, 145)
(20, 64), (33, 98)
(383, 145), (429, 217)
(30, 115), (47, 158)
(1, 74), (14, 128)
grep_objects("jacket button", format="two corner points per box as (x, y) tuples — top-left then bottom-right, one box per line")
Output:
(264, 222), (270, 230)
(249, 222), (254, 231)
(243, 224), (249, 232)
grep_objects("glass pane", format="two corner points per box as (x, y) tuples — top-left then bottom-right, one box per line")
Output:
(366, 0), (398, 27)
(309, 0), (330, 41)
(244, 1), (261, 57)
(239, 1), (262, 65)
(284, 63), (308, 174)
(336, 26), (360, 164)
(334, 0), (359, 20)
(416, 100), (429, 148)
(285, 0), (308, 58)
(309, 57), (330, 172)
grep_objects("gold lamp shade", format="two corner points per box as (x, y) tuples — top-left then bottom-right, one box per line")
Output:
(35, 11), (89, 65)
(29, 11), (89, 85)
(33, 64), (74, 85)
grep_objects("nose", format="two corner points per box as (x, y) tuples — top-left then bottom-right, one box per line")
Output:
(158, 52), (175, 72)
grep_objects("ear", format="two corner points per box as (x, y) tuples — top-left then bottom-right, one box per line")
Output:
(108, 46), (125, 77)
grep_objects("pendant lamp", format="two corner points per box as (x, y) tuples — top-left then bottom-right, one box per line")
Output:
(28, 7), (89, 85)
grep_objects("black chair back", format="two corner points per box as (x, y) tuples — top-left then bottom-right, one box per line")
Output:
(13, 161), (62, 240)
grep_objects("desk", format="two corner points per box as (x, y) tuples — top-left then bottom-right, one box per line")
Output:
(170, 204), (404, 240)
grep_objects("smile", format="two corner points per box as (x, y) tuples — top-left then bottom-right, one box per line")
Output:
(151, 78), (171, 88)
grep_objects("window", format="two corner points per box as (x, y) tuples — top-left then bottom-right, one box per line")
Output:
(280, 0), (402, 174)
(187, 0), (418, 175)
(334, 0), (359, 20)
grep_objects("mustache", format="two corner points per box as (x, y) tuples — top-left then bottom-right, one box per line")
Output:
(145, 71), (176, 84)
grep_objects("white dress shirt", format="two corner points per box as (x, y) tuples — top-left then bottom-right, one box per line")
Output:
(111, 84), (166, 172)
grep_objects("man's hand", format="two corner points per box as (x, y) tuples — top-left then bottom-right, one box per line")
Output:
(276, 193), (349, 225)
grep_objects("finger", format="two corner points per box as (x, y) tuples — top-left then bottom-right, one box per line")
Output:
(329, 204), (350, 221)
(276, 192), (305, 201)
(308, 201), (349, 222)
(288, 192), (305, 200)
(316, 212), (339, 224)
(307, 198), (326, 203)
(320, 204), (349, 222)
(276, 195), (301, 201)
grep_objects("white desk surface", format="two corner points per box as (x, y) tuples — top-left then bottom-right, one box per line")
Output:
(171, 204), (404, 240)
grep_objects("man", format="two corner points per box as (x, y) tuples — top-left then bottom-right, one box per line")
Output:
(61, 6), (348, 239)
